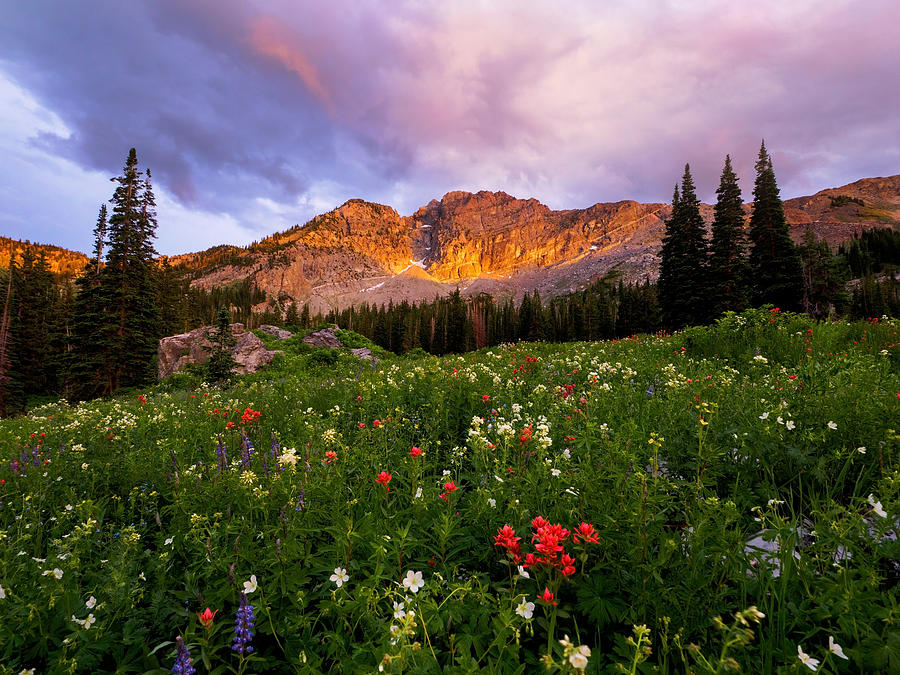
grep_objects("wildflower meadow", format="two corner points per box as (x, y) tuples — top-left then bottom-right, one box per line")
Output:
(1, 307), (898, 673)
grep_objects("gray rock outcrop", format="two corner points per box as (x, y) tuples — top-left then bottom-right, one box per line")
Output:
(258, 325), (293, 340)
(302, 328), (343, 349)
(158, 323), (283, 379)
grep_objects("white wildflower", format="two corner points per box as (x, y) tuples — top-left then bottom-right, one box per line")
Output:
(868, 494), (887, 518)
(242, 574), (258, 594)
(569, 645), (591, 670)
(402, 570), (424, 593)
(330, 568), (349, 588)
(797, 645), (819, 671)
(828, 636), (848, 659)
(515, 598), (534, 619)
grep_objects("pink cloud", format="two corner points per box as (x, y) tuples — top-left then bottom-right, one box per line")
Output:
(248, 16), (334, 112)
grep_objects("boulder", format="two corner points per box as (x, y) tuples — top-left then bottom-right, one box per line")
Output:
(232, 332), (282, 374)
(258, 325), (293, 340)
(351, 347), (378, 363)
(302, 328), (343, 349)
(157, 323), (282, 379)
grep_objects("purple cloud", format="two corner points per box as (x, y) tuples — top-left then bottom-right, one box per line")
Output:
(0, 0), (897, 254)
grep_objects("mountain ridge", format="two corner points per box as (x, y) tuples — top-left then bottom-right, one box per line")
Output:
(173, 175), (898, 314)
(3, 176), (898, 314)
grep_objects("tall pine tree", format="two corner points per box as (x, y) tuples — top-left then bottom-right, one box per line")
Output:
(709, 155), (751, 317)
(748, 141), (803, 310)
(70, 149), (161, 397)
(657, 164), (709, 329)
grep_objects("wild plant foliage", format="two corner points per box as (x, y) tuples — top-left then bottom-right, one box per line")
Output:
(1, 310), (897, 672)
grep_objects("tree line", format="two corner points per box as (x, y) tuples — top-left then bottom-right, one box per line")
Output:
(310, 277), (660, 356)
(1, 146), (897, 414)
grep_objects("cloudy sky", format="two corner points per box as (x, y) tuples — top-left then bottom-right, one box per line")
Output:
(1, 0), (898, 256)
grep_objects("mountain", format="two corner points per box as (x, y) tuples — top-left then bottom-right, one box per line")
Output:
(173, 194), (671, 314)
(3, 176), (897, 313)
(783, 175), (900, 244)
(175, 175), (899, 314)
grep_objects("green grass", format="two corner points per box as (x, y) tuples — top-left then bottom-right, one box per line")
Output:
(1, 310), (898, 673)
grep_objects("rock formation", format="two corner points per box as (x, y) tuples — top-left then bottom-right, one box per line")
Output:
(157, 324), (283, 379)
(302, 328), (343, 349)
(258, 325), (293, 340)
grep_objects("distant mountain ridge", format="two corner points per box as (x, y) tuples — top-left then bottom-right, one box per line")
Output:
(0, 236), (89, 277)
(3, 176), (898, 314)
(172, 175), (900, 314)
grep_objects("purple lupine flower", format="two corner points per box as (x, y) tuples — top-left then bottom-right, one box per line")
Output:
(270, 436), (281, 471)
(232, 592), (255, 655)
(295, 487), (306, 511)
(240, 436), (254, 472)
(172, 635), (196, 675)
(215, 439), (228, 472)
(646, 384), (655, 397)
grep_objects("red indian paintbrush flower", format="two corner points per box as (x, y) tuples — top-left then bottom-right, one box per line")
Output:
(409, 446), (423, 458)
(376, 471), (392, 486)
(538, 587), (557, 605)
(197, 607), (218, 630)
(574, 522), (599, 544)
(531, 516), (549, 532)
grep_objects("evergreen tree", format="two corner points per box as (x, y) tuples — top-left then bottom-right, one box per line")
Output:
(799, 227), (847, 318)
(284, 302), (300, 328)
(0, 268), (15, 415)
(9, 249), (56, 402)
(205, 306), (237, 384)
(156, 257), (190, 336)
(748, 141), (803, 310)
(708, 155), (751, 317)
(657, 165), (709, 329)
(68, 206), (110, 400)
(98, 149), (161, 392)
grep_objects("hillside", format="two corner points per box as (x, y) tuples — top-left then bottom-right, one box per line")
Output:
(0, 236), (89, 277)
